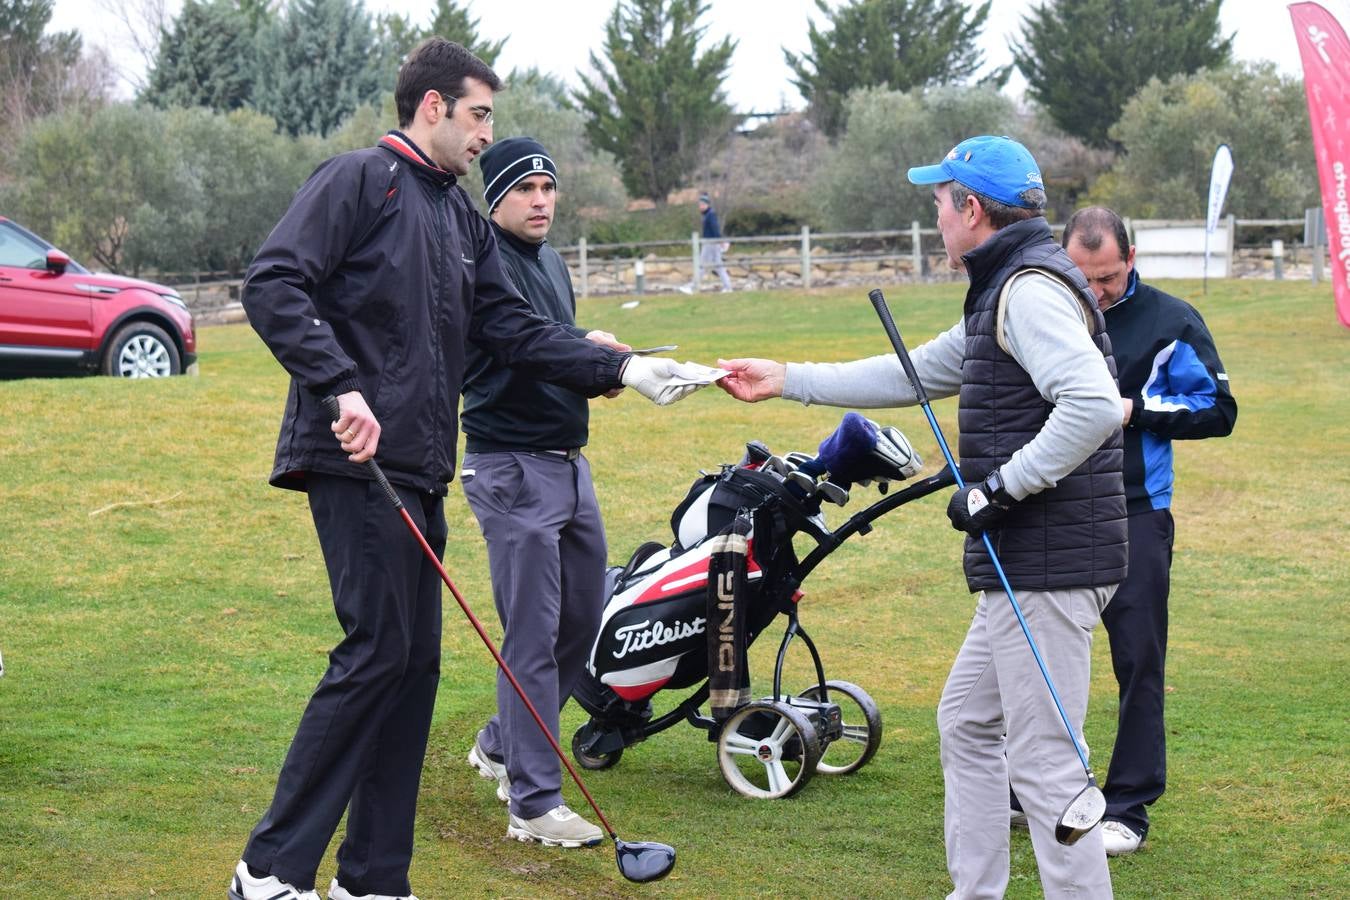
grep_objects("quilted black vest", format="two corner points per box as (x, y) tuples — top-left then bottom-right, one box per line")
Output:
(956, 218), (1128, 592)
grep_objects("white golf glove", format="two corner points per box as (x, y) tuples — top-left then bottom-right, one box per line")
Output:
(620, 357), (724, 406)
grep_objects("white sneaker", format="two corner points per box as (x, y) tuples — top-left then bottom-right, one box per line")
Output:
(507, 804), (604, 848)
(228, 860), (320, 900)
(676, 284), (694, 295)
(1009, 808), (1029, 830)
(1101, 820), (1144, 856)
(328, 878), (419, 900)
(467, 738), (509, 803)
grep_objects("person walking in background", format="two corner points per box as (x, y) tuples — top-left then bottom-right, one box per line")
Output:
(715, 136), (1124, 899)
(460, 136), (624, 849)
(681, 192), (733, 293)
(229, 38), (702, 900)
(1058, 205), (1237, 856)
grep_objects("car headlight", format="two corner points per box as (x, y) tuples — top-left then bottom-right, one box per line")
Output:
(158, 291), (190, 312)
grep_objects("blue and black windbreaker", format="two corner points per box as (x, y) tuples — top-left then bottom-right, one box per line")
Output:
(1105, 271), (1238, 515)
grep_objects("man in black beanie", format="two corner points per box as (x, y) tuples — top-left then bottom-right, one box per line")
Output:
(461, 135), (623, 848)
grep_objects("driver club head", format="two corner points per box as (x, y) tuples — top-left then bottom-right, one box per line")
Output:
(1055, 781), (1107, 845)
(614, 837), (676, 883)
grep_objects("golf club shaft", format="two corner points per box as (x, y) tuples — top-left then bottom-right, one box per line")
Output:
(867, 289), (1094, 777)
(321, 398), (619, 838)
(390, 499), (619, 836)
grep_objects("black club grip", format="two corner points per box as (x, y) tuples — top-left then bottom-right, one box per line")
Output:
(322, 394), (403, 510)
(868, 288), (930, 407)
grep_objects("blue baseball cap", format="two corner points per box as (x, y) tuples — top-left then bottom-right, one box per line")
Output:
(907, 135), (1044, 209)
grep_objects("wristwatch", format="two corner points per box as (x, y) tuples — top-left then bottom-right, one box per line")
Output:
(984, 468), (1015, 507)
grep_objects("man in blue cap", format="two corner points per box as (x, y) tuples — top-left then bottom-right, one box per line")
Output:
(716, 135), (1124, 897)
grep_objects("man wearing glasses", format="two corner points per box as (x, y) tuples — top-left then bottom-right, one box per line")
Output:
(230, 38), (697, 900)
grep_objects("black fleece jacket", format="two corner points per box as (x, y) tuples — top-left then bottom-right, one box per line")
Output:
(461, 223), (593, 452)
(242, 132), (626, 495)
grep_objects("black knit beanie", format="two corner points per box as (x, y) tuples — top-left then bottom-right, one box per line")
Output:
(480, 136), (558, 211)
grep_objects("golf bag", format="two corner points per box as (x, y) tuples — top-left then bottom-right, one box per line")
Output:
(574, 465), (808, 720)
(569, 412), (950, 797)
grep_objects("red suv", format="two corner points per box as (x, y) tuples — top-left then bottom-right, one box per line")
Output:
(0, 216), (197, 378)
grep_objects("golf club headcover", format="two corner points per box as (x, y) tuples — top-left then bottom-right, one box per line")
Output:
(875, 425), (923, 480)
(947, 468), (1015, 535)
(741, 440), (773, 467)
(816, 412), (923, 489)
(815, 412), (877, 489)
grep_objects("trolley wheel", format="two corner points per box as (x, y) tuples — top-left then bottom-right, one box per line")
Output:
(716, 699), (821, 799)
(572, 723), (623, 770)
(798, 680), (883, 775)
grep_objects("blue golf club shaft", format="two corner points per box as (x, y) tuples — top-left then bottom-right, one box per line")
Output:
(867, 289), (1094, 778)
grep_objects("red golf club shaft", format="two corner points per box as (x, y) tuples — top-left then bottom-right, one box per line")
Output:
(391, 504), (617, 837)
(322, 396), (618, 838)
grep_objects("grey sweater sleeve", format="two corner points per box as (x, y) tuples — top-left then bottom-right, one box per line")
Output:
(780, 274), (1119, 502)
(781, 320), (966, 407)
(996, 272), (1121, 500)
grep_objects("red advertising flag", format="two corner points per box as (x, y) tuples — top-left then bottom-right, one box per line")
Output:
(1290, 2), (1350, 327)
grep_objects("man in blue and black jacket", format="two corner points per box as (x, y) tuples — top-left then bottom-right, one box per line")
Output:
(1063, 206), (1238, 856)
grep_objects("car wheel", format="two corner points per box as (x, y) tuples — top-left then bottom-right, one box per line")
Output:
(102, 322), (181, 378)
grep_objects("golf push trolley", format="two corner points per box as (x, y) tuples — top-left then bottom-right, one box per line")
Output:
(571, 413), (957, 799)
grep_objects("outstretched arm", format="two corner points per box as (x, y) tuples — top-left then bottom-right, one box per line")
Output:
(716, 358), (786, 402)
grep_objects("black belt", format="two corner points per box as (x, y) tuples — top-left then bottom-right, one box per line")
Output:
(466, 446), (581, 461)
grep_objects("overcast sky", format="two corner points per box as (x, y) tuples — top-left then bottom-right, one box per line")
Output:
(50, 0), (1334, 111)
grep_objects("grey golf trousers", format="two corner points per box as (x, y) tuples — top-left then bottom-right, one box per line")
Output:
(461, 450), (606, 819)
(939, 585), (1116, 900)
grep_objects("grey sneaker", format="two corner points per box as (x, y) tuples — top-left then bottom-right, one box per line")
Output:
(467, 738), (509, 803)
(507, 804), (604, 848)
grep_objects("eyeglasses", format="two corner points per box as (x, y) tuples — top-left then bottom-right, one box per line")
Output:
(435, 91), (493, 126)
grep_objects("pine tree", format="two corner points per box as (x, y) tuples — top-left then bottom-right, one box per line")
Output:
(425, 0), (504, 67)
(254, 0), (381, 137)
(1013, 0), (1232, 149)
(574, 0), (736, 205)
(141, 0), (260, 112)
(784, 0), (1004, 138)
(371, 1), (507, 92)
(1, 0), (86, 121)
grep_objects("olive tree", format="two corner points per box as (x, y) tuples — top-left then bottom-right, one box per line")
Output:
(10, 103), (176, 273)
(813, 85), (1017, 231)
(1088, 63), (1317, 219)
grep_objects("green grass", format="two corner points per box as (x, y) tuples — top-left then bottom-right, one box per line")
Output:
(1, 280), (1346, 897)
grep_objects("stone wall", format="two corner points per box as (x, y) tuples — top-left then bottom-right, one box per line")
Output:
(174, 246), (1325, 322)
